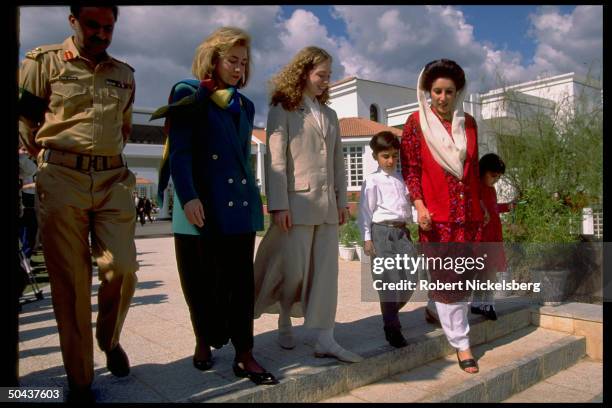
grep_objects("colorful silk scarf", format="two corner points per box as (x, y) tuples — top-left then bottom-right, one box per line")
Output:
(154, 78), (242, 203)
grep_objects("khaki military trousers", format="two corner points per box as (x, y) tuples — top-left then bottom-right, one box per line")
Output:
(35, 162), (138, 388)
(254, 223), (339, 329)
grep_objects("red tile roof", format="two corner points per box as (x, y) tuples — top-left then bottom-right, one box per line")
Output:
(136, 177), (154, 185)
(252, 128), (266, 144)
(339, 117), (402, 138)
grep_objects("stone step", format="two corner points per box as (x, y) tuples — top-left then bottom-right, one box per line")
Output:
(503, 358), (602, 403)
(204, 302), (533, 403)
(322, 326), (586, 403)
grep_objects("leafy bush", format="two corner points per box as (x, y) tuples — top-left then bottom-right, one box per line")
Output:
(492, 85), (602, 275)
(339, 219), (361, 246)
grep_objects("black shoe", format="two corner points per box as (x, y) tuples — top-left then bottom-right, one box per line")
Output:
(456, 350), (479, 374)
(193, 356), (213, 371)
(193, 347), (213, 371)
(471, 305), (498, 321)
(66, 385), (96, 403)
(232, 361), (279, 385)
(105, 344), (130, 377)
(384, 327), (408, 348)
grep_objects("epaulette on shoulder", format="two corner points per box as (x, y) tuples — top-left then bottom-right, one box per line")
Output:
(25, 44), (62, 60)
(112, 57), (135, 72)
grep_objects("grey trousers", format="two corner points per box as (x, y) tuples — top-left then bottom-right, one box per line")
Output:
(370, 223), (418, 329)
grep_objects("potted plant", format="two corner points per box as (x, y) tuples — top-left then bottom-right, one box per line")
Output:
(338, 220), (360, 261)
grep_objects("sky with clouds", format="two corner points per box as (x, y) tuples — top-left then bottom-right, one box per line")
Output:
(18, 5), (602, 127)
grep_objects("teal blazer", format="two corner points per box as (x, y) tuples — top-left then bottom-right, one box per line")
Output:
(168, 80), (263, 235)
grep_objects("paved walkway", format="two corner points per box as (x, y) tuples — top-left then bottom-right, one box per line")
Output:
(17, 235), (600, 403)
(18, 235), (430, 402)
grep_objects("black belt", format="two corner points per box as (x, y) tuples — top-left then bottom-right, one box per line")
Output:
(42, 149), (125, 172)
(373, 220), (408, 229)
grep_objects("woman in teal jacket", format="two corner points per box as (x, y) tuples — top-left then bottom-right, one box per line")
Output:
(155, 27), (276, 385)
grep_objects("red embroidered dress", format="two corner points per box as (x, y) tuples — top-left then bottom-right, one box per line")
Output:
(480, 183), (511, 272)
(400, 110), (483, 303)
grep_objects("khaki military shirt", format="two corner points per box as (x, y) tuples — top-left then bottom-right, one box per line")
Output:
(19, 36), (135, 157)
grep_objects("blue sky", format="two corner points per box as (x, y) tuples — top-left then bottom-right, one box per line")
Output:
(19, 5), (601, 127)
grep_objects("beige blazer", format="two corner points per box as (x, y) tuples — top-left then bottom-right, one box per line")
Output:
(265, 102), (347, 225)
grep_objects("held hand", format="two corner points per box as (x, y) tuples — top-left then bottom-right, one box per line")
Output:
(483, 207), (491, 226)
(364, 240), (376, 257)
(184, 198), (205, 227)
(338, 207), (350, 225)
(273, 210), (292, 232)
(417, 207), (433, 231)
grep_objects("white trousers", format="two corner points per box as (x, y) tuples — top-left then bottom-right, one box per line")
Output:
(430, 300), (470, 351)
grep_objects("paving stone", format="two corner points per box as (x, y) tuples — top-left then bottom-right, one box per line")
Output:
(504, 378), (596, 403)
(18, 236), (599, 403)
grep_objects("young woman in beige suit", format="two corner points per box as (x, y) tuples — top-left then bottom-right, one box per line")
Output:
(253, 46), (363, 363)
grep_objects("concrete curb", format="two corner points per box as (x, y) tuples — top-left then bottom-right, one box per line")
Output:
(425, 335), (586, 402)
(201, 304), (532, 403)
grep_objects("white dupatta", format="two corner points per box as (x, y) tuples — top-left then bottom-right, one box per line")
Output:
(416, 68), (468, 179)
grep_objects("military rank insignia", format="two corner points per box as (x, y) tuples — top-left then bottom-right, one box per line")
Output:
(106, 79), (133, 89)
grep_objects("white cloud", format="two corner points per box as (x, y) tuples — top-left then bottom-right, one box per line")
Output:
(528, 5), (602, 80)
(18, 5), (602, 127)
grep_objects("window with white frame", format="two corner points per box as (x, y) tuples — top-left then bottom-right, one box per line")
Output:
(395, 153), (402, 175)
(343, 145), (364, 187)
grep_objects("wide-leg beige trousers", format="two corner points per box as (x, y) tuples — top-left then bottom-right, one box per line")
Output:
(254, 223), (338, 329)
(35, 162), (138, 388)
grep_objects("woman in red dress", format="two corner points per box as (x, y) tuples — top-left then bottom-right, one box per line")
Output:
(400, 59), (486, 374)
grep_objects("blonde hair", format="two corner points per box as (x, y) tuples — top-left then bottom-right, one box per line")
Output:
(192, 26), (251, 88)
(269, 46), (332, 111)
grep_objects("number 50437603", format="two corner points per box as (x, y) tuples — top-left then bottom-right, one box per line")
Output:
(2, 387), (62, 401)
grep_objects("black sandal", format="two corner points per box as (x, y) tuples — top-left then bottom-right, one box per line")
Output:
(456, 350), (479, 373)
(232, 361), (279, 385)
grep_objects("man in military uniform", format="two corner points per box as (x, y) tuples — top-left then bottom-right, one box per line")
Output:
(18, 6), (137, 402)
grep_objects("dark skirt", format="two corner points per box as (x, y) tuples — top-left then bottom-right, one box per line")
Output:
(174, 232), (255, 352)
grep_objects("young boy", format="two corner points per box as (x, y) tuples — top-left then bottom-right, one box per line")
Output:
(472, 153), (515, 320)
(358, 131), (417, 348)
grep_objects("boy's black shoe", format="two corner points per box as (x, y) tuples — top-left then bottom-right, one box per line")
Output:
(471, 305), (498, 321)
(384, 327), (408, 348)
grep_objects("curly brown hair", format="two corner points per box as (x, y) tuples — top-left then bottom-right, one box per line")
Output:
(269, 46), (332, 111)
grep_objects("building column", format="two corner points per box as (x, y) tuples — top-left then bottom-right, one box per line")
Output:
(257, 143), (266, 194)
(158, 182), (171, 220)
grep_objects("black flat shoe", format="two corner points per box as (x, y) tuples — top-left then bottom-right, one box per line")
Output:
(232, 361), (279, 385)
(471, 305), (498, 321)
(384, 327), (408, 348)
(193, 356), (213, 371)
(456, 350), (479, 374)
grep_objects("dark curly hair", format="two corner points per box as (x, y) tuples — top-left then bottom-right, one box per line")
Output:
(421, 59), (466, 92)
